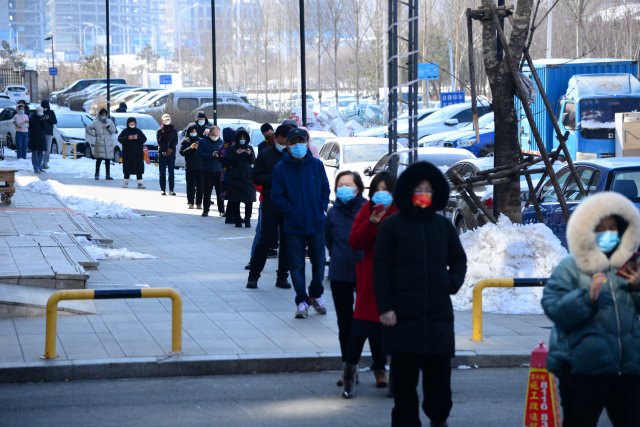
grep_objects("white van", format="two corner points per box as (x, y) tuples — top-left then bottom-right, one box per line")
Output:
(137, 89), (249, 115)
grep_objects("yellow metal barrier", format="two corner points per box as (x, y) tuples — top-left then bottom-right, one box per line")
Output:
(472, 278), (547, 341)
(44, 288), (182, 359)
(62, 142), (78, 159)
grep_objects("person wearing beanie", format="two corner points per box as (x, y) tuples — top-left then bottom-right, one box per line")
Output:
(85, 108), (117, 180)
(226, 127), (256, 227)
(41, 100), (57, 169)
(156, 114), (178, 195)
(187, 111), (211, 139)
(118, 117), (147, 189)
(258, 123), (274, 153)
(29, 106), (47, 173)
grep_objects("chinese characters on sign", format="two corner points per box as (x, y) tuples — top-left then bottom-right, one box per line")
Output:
(418, 63), (439, 80)
(523, 370), (561, 427)
(440, 91), (465, 107)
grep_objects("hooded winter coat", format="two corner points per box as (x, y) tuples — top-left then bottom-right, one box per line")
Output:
(227, 128), (256, 204)
(180, 133), (203, 171)
(251, 146), (285, 213)
(85, 109), (117, 159)
(115, 102), (127, 113)
(118, 119), (147, 176)
(542, 191), (640, 376)
(41, 100), (57, 136)
(156, 123), (178, 155)
(373, 162), (467, 356)
(271, 150), (331, 235)
(28, 113), (47, 151)
(197, 135), (223, 173)
(325, 195), (368, 283)
(219, 127), (236, 182)
(186, 111), (211, 138)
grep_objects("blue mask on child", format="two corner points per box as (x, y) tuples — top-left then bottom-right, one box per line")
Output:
(336, 186), (356, 204)
(18, 110), (24, 114)
(371, 191), (393, 206)
(595, 231), (620, 253)
(289, 143), (307, 158)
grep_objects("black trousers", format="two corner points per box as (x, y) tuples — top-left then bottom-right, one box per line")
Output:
(249, 209), (288, 280)
(203, 172), (223, 213)
(124, 173), (142, 180)
(185, 169), (203, 205)
(391, 353), (452, 427)
(212, 171), (223, 210)
(346, 334), (386, 371)
(227, 201), (253, 225)
(559, 372), (640, 427)
(95, 159), (110, 175)
(330, 281), (355, 363)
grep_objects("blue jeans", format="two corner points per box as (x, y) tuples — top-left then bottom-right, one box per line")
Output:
(158, 154), (176, 192)
(31, 149), (44, 171)
(15, 132), (28, 159)
(287, 229), (325, 305)
(251, 203), (263, 257)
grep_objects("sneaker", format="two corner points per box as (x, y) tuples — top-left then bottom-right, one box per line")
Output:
(219, 211), (225, 217)
(34, 170), (41, 174)
(246, 277), (258, 289)
(244, 259), (252, 270)
(196, 205), (202, 210)
(201, 211), (209, 217)
(105, 176), (113, 181)
(295, 302), (309, 319)
(275, 278), (291, 289)
(137, 182), (146, 189)
(39, 169), (46, 173)
(169, 191), (176, 196)
(188, 204), (194, 209)
(43, 164), (50, 169)
(267, 249), (278, 259)
(311, 297), (327, 315)
(161, 191), (166, 196)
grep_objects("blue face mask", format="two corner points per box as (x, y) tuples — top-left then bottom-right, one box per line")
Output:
(371, 191), (393, 206)
(197, 120), (205, 126)
(336, 186), (356, 204)
(18, 110), (24, 115)
(595, 231), (620, 253)
(37, 113), (43, 117)
(275, 143), (286, 152)
(189, 133), (197, 138)
(289, 143), (308, 158)
(100, 116), (107, 121)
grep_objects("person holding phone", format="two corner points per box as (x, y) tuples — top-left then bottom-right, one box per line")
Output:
(340, 171), (397, 398)
(179, 124), (203, 209)
(13, 103), (29, 160)
(40, 100), (57, 169)
(219, 127), (236, 223)
(156, 114), (178, 196)
(118, 117), (147, 189)
(226, 128), (256, 227)
(542, 191), (640, 427)
(197, 126), (224, 217)
(85, 108), (117, 180)
(29, 106), (47, 173)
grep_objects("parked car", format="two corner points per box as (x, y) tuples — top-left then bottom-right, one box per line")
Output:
(420, 112), (494, 148)
(397, 107), (440, 121)
(137, 89), (249, 116)
(329, 96), (357, 113)
(0, 103), (20, 149)
(308, 130), (336, 152)
(196, 102), (275, 123)
(86, 86), (141, 115)
(522, 157), (640, 247)
(52, 113), (95, 158)
(355, 125), (388, 138)
(52, 78), (127, 106)
(318, 137), (406, 194)
(4, 85), (30, 103)
(130, 90), (171, 114)
(368, 146), (476, 179)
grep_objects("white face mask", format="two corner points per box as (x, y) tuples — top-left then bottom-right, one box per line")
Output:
(163, 120), (171, 126)
(129, 124), (135, 128)
(239, 139), (246, 142)
(189, 133), (197, 137)
(211, 135), (219, 141)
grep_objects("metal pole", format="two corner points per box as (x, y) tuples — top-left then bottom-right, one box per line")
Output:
(106, 0), (110, 114)
(448, 39), (454, 91)
(211, 0), (217, 126)
(51, 37), (56, 92)
(546, 0), (552, 59)
(408, 0), (418, 165)
(299, 0), (307, 126)
(388, 0), (398, 175)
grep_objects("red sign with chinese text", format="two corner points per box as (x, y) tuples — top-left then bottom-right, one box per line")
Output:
(143, 146), (150, 165)
(523, 368), (561, 427)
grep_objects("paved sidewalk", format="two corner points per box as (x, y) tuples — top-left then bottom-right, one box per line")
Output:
(1, 167), (552, 380)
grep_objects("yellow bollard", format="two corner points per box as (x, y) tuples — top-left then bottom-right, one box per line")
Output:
(141, 288), (182, 353)
(472, 278), (515, 341)
(44, 290), (95, 358)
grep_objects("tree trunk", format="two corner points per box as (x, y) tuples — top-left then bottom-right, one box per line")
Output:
(576, 17), (584, 57)
(264, 43), (269, 105)
(334, 38), (339, 100)
(355, 49), (359, 106)
(318, 37), (322, 105)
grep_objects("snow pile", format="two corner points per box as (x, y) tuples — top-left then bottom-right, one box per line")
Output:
(76, 236), (157, 260)
(452, 214), (567, 314)
(22, 179), (141, 219)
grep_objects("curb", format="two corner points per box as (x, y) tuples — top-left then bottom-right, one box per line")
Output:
(0, 351), (530, 383)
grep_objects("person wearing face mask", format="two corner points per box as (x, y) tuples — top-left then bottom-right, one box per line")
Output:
(246, 125), (293, 290)
(187, 111), (211, 139)
(271, 128), (331, 318)
(179, 124), (203, 209)
(40, 100), (57, 169)
(13, 104), (29, 160)
(226, 128), (256, 227)
(219, 127), (236, 223)
(341, 171), (397, 398)
(29, 106), (47, 173)
(118, 117), (147, 189)
(86, 108), (117, 180)
(258, 123), (274, 153)
(542, 192), (640, 427)
(197, 126), (224, 217)
(156, 114), (178, 196)
(373, 162), (467, 427)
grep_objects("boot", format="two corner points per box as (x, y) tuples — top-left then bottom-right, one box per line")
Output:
(374, 370), (388, 388)
(246, 275), (258, 289)
(245, 219), (251, 228)
(105, 163), (113, 180)
(137, 180), (145, 189)
(122, 179), (129, 188)
(95, 174), (99, 180)
(341, 363), (357, 398)
(245, 258), (252, 270)
(105, 175), (113, 181)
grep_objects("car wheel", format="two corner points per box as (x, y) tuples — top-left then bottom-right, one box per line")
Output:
(456, 217), (468, 236)
(6, 133), (14, 149)
(85, 144), (93, 159)
(479, 146), (494, 157)
(50, 140), (58, 155)
(114, 147), (122, 163)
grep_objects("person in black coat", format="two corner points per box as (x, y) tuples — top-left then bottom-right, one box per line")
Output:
(258, 123), (274, 153)
(41, 99), (57, 169)
(373, 161), (467, 427)
(226, 127), (256, 227)
(156, 114), (178, 196)
(180, 124), (204, 209)
(115, 102), (127, 113)
(118, 117), (147, 189)
(29, 106), (47, 173)
(186, 111), (211, 138)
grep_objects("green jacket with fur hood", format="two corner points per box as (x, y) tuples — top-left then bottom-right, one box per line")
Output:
(542, 191), (640, 376)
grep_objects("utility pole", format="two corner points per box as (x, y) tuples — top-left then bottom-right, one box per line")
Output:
(211, 0), (217, 126)
(299, 0), (307, 126)
(45, 36), (55, 92)
(448, 39), (454, 91)
(546, 0), (553, 59)
(106, 0), (111, 114)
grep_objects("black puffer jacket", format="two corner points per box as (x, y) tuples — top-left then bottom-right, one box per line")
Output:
(179, 134), (203, 171)
(118, 123), (147, 176)
(251, 146), (285, 212)
(28, 114), (47, 151)
(373, 162), (467, 357)
(41, 100), (57, 136)
(227, 128), (256, 204)
(185, 111), (211, 138)
(156, 124), (178, 155)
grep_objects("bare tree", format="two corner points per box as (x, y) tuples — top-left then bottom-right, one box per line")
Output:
(326, 0), (347, 100)
(346, 0), (372, 105)
(309, 0), (331, 105)
(565, 0), (605, 57)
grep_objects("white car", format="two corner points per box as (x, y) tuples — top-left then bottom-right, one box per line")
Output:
(4, 85), (30, 103)
(130, 90), (171, 114)
(308, 130), (335, 153)
(318, 137), (406, 194)
(355, 125), (387, 138)
(53, 113), (95, 157)
(368, 146), (477, 178)
(330, 97), (357, 113)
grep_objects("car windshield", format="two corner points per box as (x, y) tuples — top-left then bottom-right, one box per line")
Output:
(343, 144), (389, 163)
(114, 116), (159, 130)
(0, 100), (16, 108)
(611, 169), (640, 203)
(424, 104), (468, 121)
(56, 115), (90, 128)
(580, 98), (640, 139)
(6, 87), (25, 92)
(309, 136), (329, 149)
(418, 153), (472, 169)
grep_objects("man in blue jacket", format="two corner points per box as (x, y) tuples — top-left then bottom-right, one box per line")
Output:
(271, 128), (331, 318)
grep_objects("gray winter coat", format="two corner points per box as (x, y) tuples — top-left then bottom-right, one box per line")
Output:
(85, 118), (117, 159)
(542, 191), (640, 376)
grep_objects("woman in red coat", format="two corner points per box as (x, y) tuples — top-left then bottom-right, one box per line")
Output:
(341, 171), (398, 398)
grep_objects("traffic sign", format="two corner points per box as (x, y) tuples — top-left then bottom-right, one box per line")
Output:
(418, 63), (439, 80)
(49, 67), (58, 76)
(0, 78), (3, 83)
(159, 75), (172, 85)
(440, 91), (465, 107)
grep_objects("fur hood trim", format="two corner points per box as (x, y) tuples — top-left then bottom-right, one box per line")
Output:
(566, 191), (640, 275)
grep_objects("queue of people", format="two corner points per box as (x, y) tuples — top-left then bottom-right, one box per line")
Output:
(11, 100), (57, 172)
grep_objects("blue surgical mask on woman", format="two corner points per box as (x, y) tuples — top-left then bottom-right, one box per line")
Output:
(289, 143), (307, 158)
(197, 120), (205, 126)
(595, 231), (620, 253)
(372, 190), (393, 206)
(100, 116), (107, 121)
(275, 143), (286, 152)
(18, 110), (24, 115)
(336, 186), (356, 204)
(189, 132), (197, 137)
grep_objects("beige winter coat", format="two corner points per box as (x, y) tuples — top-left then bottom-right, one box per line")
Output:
(13, 112), (29, 133)
(85, 118), (117, 159)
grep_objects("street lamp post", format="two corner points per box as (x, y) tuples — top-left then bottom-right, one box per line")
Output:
(177, 3), (200, 84)
(299, 0), (307, 126)
(125, 26), (143, 53)
(113, 23), (128, 54)
(106, 0), (111, 115)
(211, 0), (217, 126)
(66, 24), (84, 56)
(139, 22), (156, 53)
(44, 36), (55, 92)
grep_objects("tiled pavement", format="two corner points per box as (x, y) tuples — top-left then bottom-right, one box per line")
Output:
(0, 166), (553, 365)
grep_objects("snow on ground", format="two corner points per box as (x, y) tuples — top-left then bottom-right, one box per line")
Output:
(22, 179), (141, 219)
(0, 153), (186, 183)
(452, 214), (567, 314)
(76, 236), (157, 260)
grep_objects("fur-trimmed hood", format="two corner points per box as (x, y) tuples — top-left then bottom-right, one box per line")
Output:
(567, 191), (640, 275)
(393, 161), (449, 219)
